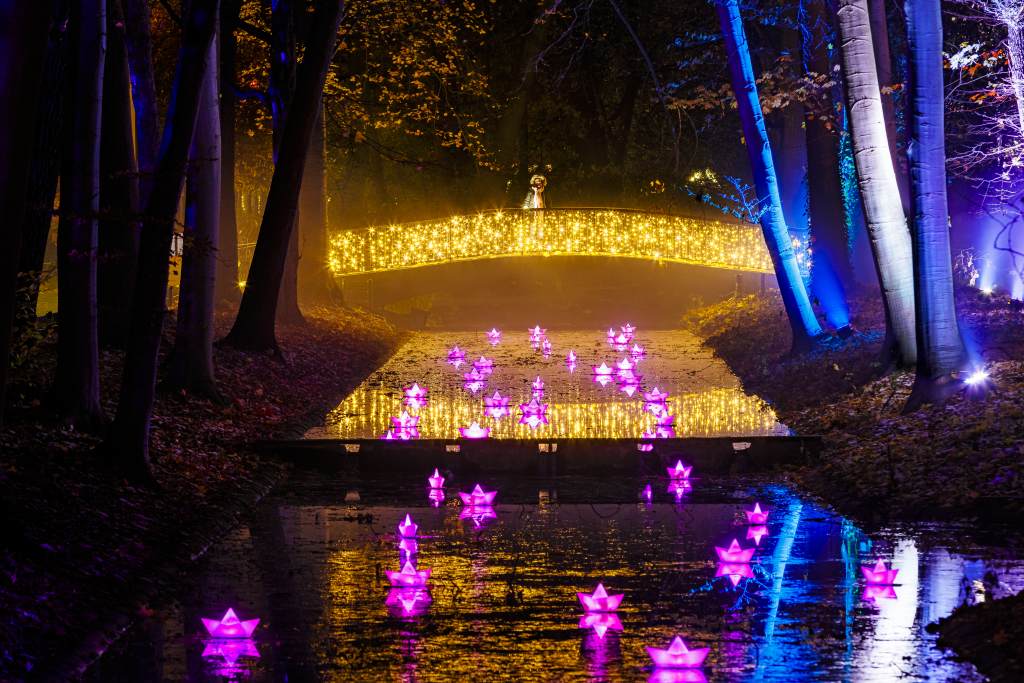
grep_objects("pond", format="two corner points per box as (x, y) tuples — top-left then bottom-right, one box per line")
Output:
(89, 469), (1024, 682)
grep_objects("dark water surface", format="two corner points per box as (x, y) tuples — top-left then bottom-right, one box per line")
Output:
(90, 469), (1024, 682)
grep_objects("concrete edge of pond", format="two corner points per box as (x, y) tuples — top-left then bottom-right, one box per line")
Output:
(251, 435), (821, 475)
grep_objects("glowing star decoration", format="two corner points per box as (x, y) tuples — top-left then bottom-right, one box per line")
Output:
(594, 374), (613, 387)
(404, 383), (428, 400)
(459, 422), (490, 438)
(645, 401), (667, 416)
(428, 489), (445, 507)
(473, 356), (494, 374)
(390, 411), (420, 439)
(529, 325), (546, 342)
(386, 561), (431, 587)
(447, 345), (466, 363)
(861, 559), (899, 585)
(717, 561), (755, 586)
(614, 332), (630, 346)
(518, 397), (549, 429)
(616, 357), (635, 372)
(646, 636), (710, 669)
(745, 503), (769, 525)
(606, 327), (617, 344)
(458, 504), (496, 528)
(487, 328), (502, 345)
(862, 584), (898, 603)
(668, 480), (691, 502)
(631, 343), (646, 360)
(483, 390), (511, 418)
(644, 387), (669, 403)
(622, 323), (636, 338)
(428, 468), (445, 489)
(397, 514), (418, 538)
(201, 639), (260, 666)
(542, 338), (553, 356)
(592, 362), (614, 385)
(398, 537), (418, 560)
(459, 484), (497, 507)
(567, 350), (578, 364)
(385, 587), (432, 616)
(715, 539), (755, 564)
(579, 612), (624, 639)
(746, 525), (769, 545)
(667, 460), (692, 480)
(532, 376), (545, 394)
(638, 442), (654, 452)
(201, 609), (260, 639)
(577, 583), (624, 612)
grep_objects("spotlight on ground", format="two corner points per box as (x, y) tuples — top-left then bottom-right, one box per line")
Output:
(963, 368), (990, 387)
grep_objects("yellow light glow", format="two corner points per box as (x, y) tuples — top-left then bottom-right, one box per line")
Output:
(327, 208), (773, 276)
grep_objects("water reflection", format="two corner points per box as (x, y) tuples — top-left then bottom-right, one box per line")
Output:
(313, 331), (786, 439)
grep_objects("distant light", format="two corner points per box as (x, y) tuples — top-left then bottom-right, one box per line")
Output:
(237, 279), (246, 290)
(964, 368), (990, 386)
(980, 286), (994, 295)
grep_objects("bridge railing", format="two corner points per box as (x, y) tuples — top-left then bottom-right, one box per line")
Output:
(327, 207), (774, 277)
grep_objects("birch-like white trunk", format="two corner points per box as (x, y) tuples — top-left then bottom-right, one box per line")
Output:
(836, 0), (918, 364)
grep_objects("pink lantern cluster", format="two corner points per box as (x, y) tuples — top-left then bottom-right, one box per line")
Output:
(387, 505), (432, 617)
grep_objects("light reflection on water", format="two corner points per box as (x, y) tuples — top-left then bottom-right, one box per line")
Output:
(312, 330), (787, 439)
(91, 475), (1024, 682)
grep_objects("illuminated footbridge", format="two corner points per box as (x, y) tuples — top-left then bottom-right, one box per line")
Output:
(327, 208), (774, 277)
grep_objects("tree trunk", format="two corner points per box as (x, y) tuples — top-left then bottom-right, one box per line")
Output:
(867, 0), (911, 215)
(123, 0), (160, 205)
(168, 21), (221, 400)
(801, 0), (854, 325)
(298, 103), (332, 304)
(222, 0), (343, 351)
(716, 0), (824, 350)
(0, 3), (52, 426)
(55, 0), (107, 430)
(215, 0), (241, 306)
(98, 0), (141, 348)
(903, 0), (966, 410)
(836, 0), (918, 365)
(15, 2), (70, 335)
(105, 0), (218, 483)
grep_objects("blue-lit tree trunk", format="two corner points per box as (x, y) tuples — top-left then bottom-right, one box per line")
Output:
(222, 0), (344, 351)
(106, 0), (219, 482)
(903, 0), (966, 409)
(55, 0), (107, 430)
(716, 0), (824, 350)
(836, 0), (918, 366)
(123, 0), (160, 204)
(0, 2), (52, 426)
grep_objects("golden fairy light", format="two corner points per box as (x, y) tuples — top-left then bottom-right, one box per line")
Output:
(327, 208), (774, 276)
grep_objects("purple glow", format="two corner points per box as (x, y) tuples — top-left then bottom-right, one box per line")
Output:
(397, 514), (418, 538)
(622, 322), (636, 337)
(715, 539), (755, 564)
(464, 380), (485, 394)
(404, 383), (428, 400)
(746, 525), (768, 545)
(614, 332), (630, 345)
(666, 460), (692, 480)
(647, 670), (708, 683)
(631, 343), (646, 360)
(861, 558), (899, 585)
(459, 421), (490, 438)
(473, 356), (494, 371)
(386, 561), (431, 587)
(428, 468), (445, 489)
(459, 484), (497, 506)
(463, 368), (487, 382)
(567, 350), (578, 364)
(405, 396), (427, 410)
(862, 584), (899, 603)
(529, 325), (546, 342)
(656, 425), (677, 439)
(518, 397), (549, 423)
(447, 345), (466, 362)
(385, 587), (432, 616)
(717, 561), (755, 586)
(578, 583), (624, 612)
(201, 639), (260, 666)
(744, 503), (769, 525)
(519, 414), (548, 429)
(644, 401), (666, 416)
(392, 411), (419, 429)
(532, 375), (545, 394)
(616, 357), (635, 372)
(458, 504), (496, 528)
(668, 480), (691, 502)
(484, 390), (511, 418)
(656, 412), (675, 427)
(641, 484), (653, 502)
(579, 612), (624, 640)
(646, 636), (710, 669)
(619, 381), (640, 397)
(541, 338), (552, 356)
(964, 368), (990, 386)
(593, 374), (613, 387)
(487, 328), (502, 345)
(201, 609), (260, 639)
(643, 387), (669, 403)
(606, 327), (616, 343)
(592, 362), (613, 376)
(398, 537), (418, 559)
(638, 442), (654, 452)
(428, 489), (445, 507)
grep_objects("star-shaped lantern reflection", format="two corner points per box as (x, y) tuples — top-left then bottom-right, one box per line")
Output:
(447, 345), (466, 363)
(486, 328), (502, 345)
(745, 503), (769, 525)
(716, 561), (755, 586)
(385, 587), (432, 617)
(518, 397), (549, 429)
(666, 460), (692, 480)
(746, 525), (769, 545)
(201, 639), (260, 666)
(458, 504), (497, 528)
(386, 561), (431, 587)
(579, 612), (623, 640)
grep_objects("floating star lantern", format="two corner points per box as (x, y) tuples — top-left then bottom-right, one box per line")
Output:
(447, 345), (466, 363)
(201, 639), (260, 666)
(201, 609), (260, 639)
(717, 561), (755, 586)
(862, 584), (898, 603)
(541, 338), (553, 356)
(621, 322), (636, 338)
(614, 332), (630, 345)
(668, 480), (691, 502)
(861, 559), (899, 585)
(715, 539), (755, 564)
(404, 383), (428, 400)
(666, 460), (692, 480)
(458, 504), (497, 528)
(459, 484), (497, 506)
(428, 489), (445, 507)
(577, 583), (624, 612)
(579, 612), (623, 640)
(386, 561), (431, 588)
(385, 587), (432, 616)
(473, 356), (494, 374)
(428, 468), (445, 489)
(459, 422), (490, 438)
(619, 380), (641, 397)
(745, 503), (769, 525)
(531, 376), (545, 395)
(518, 397), (549, 428)
(398, 537), (418, 560)
(529, 325), (546, 342)
(483, 390), (511, 418)
(746, 525), (769, 545)
(646, 636), (709, 669)
(606, 327), (617, 343)
(644, 387), (669, 403)
(486, 328), (502, 345)
(397, 514), (418, 538)
(567, 350), (578, 364)
(630, 343), (646, 360)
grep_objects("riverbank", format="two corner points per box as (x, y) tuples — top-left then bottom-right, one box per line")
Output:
(683, 289), (1024, 524)
(0, 306), (401, 680)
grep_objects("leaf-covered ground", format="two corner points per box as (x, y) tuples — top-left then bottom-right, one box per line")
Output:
(930, 586), (1024, 682)
(0, 306), (401, 680)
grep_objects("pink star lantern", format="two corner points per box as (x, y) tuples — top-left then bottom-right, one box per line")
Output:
(397, 514), (418, 538)
(458, 505), (496, 528)
(717, 561), (755, 586)
(386, 561), (430, 587)
(519, 396), (548, 418)
(529, 325), (546, 341)
(541, 338), (552, 356)
(745, 503), (769, 525)
(201, 639), (260, 666)
(404, 383), (428, 400)
(668, 480), (691, 502)
(428, 488), (445, 507)
(459, 422), (490, 438)
(459, 484), (497, 506)
(447, 345), (465, 361)
(520, 413), (548, 429)
(473, 356), (494, 373)
(616, 357), (635, 372)
(666, 460), (692, 480)
(392, 411), (419, 429)
(463, 368), (487, 382)
(385, 587), (432, 616)
(428, 468), (445, 489)
(201, 609), (260, 639)
(464, 380), (485, 394)
(593, 362), (613, 376)
(567, 350), (578, 364)
(861, 559), (899, 585)
(594, 374), (613, 387)
(746, 525), (769, 545)
(631, 343), (646, 359)
(579, 612), (623, 640)
(577, 583), (624, 612)
(399, 537), (418, 558)
(646, 636), (709, 669)
(486, 328), (501, 345)
(484, 390), (511, 418)
(381, 429), (398, 441)
(606, 327), (617, 342)
(715, 539), (755, 564)
(532, 376), (545, 393)
(656, 425), (677, 439)
(622, 322), (636, 337)
(862, 585), (898, 603)
(619, 382), (640, 397)
(644, 387), (669, 403)
(614, 332), (630, 345)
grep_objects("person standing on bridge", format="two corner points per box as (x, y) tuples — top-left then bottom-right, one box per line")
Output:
(522, 174), (548, 209)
